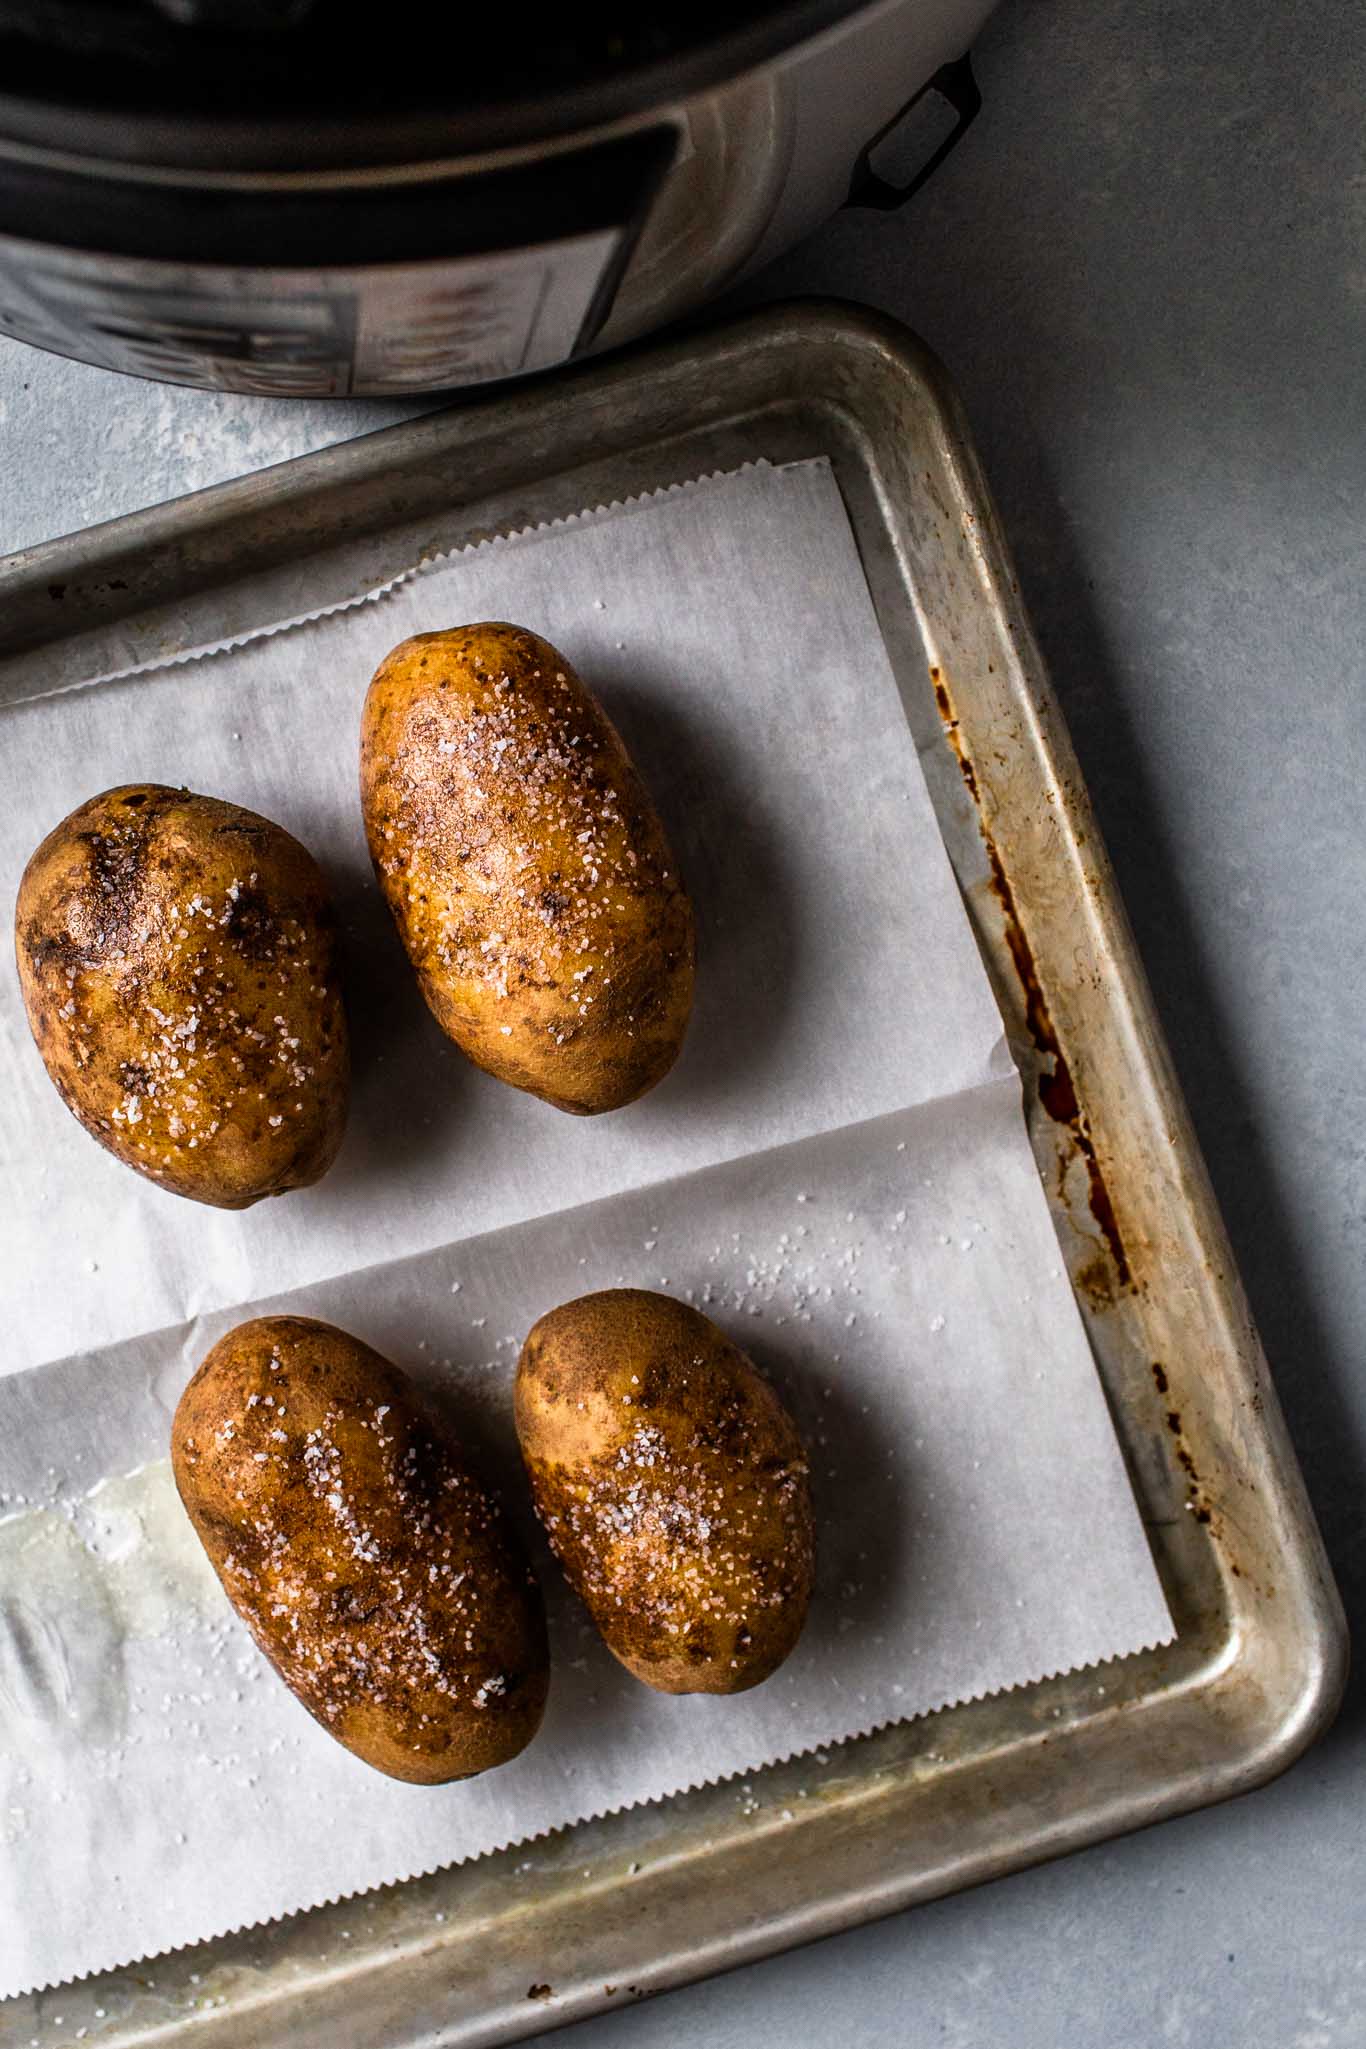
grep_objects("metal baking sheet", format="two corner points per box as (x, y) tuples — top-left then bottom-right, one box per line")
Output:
(0, 302), (1345, 2045)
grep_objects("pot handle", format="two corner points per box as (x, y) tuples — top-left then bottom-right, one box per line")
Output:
(845, 54), (981, 212)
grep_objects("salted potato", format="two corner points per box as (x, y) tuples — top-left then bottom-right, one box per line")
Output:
(516, 1289), (814, 1694)
(15, 784), (348, 1208)
(172, 1316), (549, 1783)
(360, 622), (694, 1115)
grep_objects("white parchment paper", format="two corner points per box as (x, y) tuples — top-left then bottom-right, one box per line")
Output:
(0, 460), (1172, 1997)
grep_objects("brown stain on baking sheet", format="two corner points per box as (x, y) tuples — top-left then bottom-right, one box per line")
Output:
(1073, 1251), (1116, 1310)
(929, 665), (1132, 1290)
(1151, 1363), (1244, 1561)
(932, 676), (979, 801)
(1154, 1365), (1218, 1530)
(1167, 1410), (1214, 1526)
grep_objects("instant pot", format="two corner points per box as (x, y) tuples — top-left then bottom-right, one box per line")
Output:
(0, 1), (994, 396)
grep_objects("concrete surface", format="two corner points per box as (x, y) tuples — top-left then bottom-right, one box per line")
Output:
(2, 0), (1363, 2041)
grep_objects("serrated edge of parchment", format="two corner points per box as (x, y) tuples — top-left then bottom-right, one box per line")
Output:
(3, 1620), (1175, 2002)
(21, 459), (785, 703)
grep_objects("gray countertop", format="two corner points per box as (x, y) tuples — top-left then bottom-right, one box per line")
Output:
(3, 0), (1362, 2040)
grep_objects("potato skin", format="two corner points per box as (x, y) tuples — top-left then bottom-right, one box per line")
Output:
(14, 784), (348, 1209)
(516, 1290), (814, 1694)
(360, 623), (694, 1115)
(172, 1316), (549, 1783)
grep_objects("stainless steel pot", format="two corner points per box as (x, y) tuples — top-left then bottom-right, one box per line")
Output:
(0, 0), (996, 394)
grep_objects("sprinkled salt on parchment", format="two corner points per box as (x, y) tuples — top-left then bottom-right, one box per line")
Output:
(0, 460), (1171, 1997)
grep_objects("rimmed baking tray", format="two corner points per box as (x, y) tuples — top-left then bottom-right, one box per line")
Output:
(0, 302), (1345, 2046)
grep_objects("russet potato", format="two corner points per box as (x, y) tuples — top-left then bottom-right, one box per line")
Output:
(516, 1289), (814, 1694)
(15, 783), (348, 1208)
(360, 622), (694, 1115)
(172, 1315), (549, 1783)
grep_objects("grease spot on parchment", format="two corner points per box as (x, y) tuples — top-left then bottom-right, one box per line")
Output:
(0, 1462), (220, 1757)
